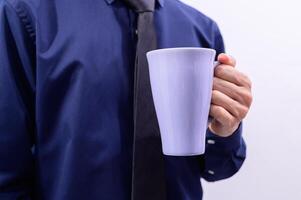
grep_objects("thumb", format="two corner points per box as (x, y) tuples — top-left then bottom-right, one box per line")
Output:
(217, 53), (236, 67)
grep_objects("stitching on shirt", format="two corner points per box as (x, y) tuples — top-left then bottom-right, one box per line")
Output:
(5, 0), (36, 44)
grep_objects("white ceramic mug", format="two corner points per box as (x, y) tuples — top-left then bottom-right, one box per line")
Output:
(146, 47), (217, 156)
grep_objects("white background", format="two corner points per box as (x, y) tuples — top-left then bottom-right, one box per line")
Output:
(181, 0), (301, 199)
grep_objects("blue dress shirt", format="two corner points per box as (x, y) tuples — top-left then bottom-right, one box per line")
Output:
(0, 0), (246, 199)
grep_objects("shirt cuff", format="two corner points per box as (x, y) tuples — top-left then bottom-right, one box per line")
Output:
(206, 122), (243, 152)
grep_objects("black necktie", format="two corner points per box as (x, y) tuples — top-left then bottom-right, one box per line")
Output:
(123, 0), (167, 199)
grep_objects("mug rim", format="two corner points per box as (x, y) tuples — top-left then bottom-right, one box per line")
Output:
(147, 47), (216, 57)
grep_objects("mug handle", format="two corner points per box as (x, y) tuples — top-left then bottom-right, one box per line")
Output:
(208, 61), (220, 123)
(214, 61), (220, 68)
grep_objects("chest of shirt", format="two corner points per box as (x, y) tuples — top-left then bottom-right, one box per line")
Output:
(35, 0), (208, 86)
(32, 1), (215, 126)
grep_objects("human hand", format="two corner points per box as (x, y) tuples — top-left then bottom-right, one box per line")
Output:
(209, 54), (253, 137)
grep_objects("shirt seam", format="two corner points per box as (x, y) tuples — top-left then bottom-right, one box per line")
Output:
(4, 0), (36, 44)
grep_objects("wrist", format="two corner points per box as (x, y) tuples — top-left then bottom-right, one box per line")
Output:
(208, 120), (240, 137)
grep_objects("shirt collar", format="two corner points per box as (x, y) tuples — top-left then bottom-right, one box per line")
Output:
(104, 0), (165, 8)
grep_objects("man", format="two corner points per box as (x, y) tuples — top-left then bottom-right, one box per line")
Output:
(0, 0), (252, 199)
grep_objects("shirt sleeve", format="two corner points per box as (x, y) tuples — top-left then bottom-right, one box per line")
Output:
(200, 21), (246, 182)
(0, 0), (36, 198)
(201, 123), (246, 181)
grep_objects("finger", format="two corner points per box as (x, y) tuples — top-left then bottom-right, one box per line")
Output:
(214, 64), (252, 89)
(211, 90), (249, 120)
(213, 77), (253, 107)
(209, 104), (237, 127)
(217, 53), (236, 67)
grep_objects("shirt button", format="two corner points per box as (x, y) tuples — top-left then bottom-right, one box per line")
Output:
(207, 139), (215, 144)
(135, 29), (138, 35)
(208, 170), (215, 175)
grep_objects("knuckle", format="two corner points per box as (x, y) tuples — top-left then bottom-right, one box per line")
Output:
(233, 107), (241, 118)
(244, 91), (253, 106)
(212, 89), (219, 97)
(245, 75), (252, 88)
(237, 88), (252, 105)
(214, 65), (223, 74)
(232, 72), (239, 82)
(234, 87), (244, 101)
(216, 106), (224, 116)
(215, 65), (229, 76)
(238, 106), (249, 119)
(246, 80), (252, 89)
(241, 73), (252, 88)
(234, 73), (244, 84)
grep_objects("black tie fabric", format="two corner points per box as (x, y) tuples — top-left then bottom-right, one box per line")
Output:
(123, 0), (167, 199)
